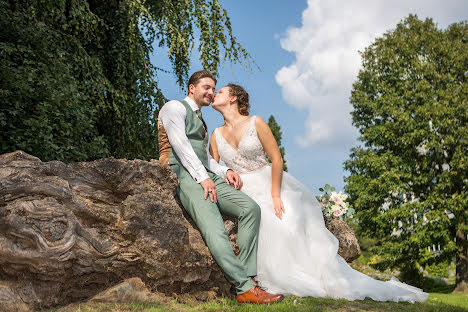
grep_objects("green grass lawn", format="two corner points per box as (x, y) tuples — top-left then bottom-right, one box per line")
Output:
(46, 292), (468, 312)
(44, 253), (466, 311)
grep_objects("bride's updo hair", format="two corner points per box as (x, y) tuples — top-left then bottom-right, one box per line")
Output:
(227, 83), (250, 116)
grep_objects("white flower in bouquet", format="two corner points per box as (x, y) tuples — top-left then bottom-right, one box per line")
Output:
(315, 184), (355, 223)
(332, 204), (342, 211)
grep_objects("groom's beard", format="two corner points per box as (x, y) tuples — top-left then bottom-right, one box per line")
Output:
(197, 94), (213, 107)
(198, 101), (212, 107)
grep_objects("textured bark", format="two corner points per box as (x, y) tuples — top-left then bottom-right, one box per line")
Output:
(326, 219), (361, 263)
(454, 226), (468, 293)
(0, 151), (236, 310)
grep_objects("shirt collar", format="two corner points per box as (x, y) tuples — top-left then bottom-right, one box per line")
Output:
(184, 96), (199, 111)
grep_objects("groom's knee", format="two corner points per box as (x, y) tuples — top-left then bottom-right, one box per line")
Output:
(243, 200), (261, 222)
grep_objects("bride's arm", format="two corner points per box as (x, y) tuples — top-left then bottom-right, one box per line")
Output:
(209, 130), (220, 162)
(255, 117), (285, 219)
(207, 130), (227, 176)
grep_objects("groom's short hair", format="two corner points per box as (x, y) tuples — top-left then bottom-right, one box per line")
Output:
(188, 70), (217, 93)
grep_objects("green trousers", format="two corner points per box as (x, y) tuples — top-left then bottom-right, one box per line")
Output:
(171, 164), (259, 294)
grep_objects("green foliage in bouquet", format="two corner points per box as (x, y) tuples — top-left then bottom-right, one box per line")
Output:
(316, 184), (355, 223)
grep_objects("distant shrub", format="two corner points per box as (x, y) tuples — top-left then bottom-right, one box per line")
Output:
(425, 262), (449, 278)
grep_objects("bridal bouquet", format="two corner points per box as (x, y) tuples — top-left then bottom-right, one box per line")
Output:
(316, 184), (355, 223)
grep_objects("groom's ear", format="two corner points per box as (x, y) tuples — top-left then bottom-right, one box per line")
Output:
(188, 83), (195, 95)
(230, 96), (237, 104)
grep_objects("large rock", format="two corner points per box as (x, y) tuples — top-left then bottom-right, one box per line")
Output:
(88, 277), (168, 304)
(0, 151), (236, 311)
(325, 219), (361, 263)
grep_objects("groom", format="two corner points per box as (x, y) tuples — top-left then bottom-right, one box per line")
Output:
(158, 69), (283, 304)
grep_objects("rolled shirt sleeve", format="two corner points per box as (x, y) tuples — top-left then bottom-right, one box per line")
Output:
(208, 149), (230, 178)
(159, 100), (210, 183)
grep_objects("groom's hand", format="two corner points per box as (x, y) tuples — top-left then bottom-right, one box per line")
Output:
(200, 178), (217, 203)
(225, 169), (243, 190)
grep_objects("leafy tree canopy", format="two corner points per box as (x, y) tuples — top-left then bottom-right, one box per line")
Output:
(0, 0), (252, 161)
(344, 15), (467, 289)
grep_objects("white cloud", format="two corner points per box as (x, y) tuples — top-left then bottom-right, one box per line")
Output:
(276, 0), (468, 148)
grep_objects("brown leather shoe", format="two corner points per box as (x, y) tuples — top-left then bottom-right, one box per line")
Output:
(237, 286), (284, 304)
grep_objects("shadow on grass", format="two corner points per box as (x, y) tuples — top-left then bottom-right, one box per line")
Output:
(422, 279), (457, 294)
(45, 293), (468, 312)
(425, 284), (457, 293)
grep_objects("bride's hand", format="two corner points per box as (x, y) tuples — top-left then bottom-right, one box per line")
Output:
(272, 196), (285, 220)
(225, 169), (243, 190)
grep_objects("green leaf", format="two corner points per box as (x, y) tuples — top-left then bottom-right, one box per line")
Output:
(344, 14), (468, 285)
(1, 0), (253, 162)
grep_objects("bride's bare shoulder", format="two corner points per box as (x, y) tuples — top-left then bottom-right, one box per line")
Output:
(253, 115), (268, 130)
(213, 125), (226, 135)
(211, 126), (221, 138)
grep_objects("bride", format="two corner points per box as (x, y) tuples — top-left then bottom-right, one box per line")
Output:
(209, 83), (428, 302)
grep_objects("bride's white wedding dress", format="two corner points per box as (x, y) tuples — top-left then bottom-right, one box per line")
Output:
(214, 116), (428, 302)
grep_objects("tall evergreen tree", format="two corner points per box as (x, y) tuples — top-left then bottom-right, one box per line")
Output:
(0, 0), (252, 162)
(267, 115), (287, 172)
(344, 15), (467, 290)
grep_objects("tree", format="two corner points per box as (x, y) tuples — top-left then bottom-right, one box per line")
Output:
(267, 115), (287, 172)
(0, 0), (252, 162)
(344, 15), (467, 291)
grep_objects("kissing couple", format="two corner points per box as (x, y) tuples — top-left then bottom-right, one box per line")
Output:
(157, 70), (428, 304)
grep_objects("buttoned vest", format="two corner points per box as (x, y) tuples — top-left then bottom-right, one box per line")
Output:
(158, 100), (208, 168)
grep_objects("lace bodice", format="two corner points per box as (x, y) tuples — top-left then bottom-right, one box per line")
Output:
(215, 116), (269, 174)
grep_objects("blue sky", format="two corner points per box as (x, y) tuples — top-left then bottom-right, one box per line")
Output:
(151, 0), (467, 194)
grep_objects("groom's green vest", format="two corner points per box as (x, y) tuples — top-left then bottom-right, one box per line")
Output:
(168, 100), (209, 171)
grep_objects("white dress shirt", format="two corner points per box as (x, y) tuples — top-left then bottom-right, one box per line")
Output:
(158, 96), (229, 183)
